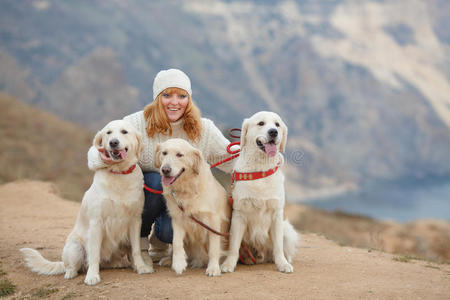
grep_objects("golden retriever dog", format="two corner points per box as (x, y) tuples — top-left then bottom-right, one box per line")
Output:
(221, 111), (299, 273)
(20, 120), (154, 285)
(154, 138), (231, 276)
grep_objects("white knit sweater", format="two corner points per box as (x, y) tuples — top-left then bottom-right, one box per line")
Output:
(87, 111), (236, 173)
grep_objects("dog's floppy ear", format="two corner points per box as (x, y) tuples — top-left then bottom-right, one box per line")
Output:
(191, 148), (202, 175)
(134, 131), (143, 158)
(240, 118), (249, 148)
(154, 143), (162, 169)
(279, 119), (288, 153)
(93, 128), (104, 149)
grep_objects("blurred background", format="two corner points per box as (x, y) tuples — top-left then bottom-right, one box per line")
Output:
(0, 0), (449, 262)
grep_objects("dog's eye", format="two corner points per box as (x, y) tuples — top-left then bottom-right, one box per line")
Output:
(258, 121), (265, 126)
(176, 153), (183, 158)
(162, 151), (167, 156)
(275, 122), (280, 127)
(107, 130), (112, 135)
(121, 130), (128, 134)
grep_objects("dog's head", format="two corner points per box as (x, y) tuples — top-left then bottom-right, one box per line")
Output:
(154, 138), (203, 187)
(93, 120), (143, 164)
(240, 111), (288, 156)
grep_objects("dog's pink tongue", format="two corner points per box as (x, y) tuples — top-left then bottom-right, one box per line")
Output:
(264, 143), (277, 157)
(119, 149), (127, 159)
(162, 176), (174, 187)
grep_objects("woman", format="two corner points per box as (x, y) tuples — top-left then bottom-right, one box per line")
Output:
(87, 68), (235, 259)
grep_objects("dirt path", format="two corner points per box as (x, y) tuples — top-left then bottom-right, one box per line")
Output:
(1, 181), (449, 299)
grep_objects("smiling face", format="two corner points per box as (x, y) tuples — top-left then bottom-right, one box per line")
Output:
(94, 120), (142, 163)
(241, 111), (288, 157)
(154, 138), (202, 187)
(160, 87), (190, 122)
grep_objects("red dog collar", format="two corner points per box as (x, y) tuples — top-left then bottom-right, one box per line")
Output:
(231, 161), (281, 183)
(109, 164), (136, 175)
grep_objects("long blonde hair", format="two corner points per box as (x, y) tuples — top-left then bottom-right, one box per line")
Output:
(143, 87), (202, 142)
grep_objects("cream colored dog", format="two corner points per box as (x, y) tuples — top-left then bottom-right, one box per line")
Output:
(154, 138), (231, 276)
(20, 120), (154, 285)
(221, 111), (299, 273)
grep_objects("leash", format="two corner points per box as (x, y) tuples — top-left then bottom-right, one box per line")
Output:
(170, 191), (255, 264)
(172, 191), (230, 237)
(209, 142), (240, 168)
(144, 185), (164, 194)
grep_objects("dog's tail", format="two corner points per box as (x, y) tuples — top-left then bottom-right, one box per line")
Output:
(283, 220), (300, 263)
(20, 248), (65, 275)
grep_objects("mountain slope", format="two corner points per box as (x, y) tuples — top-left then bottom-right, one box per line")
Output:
(0, 92), (93, 201)
(1, 0), (450, 200)
(185, 0), (450, 182)
(310, 0), (450, 126)
(43, 47), (141, 130)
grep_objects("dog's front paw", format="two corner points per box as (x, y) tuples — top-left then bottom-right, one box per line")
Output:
(172, 258), (187, 275)
(64, 268), (78, 279)
(136, 262), (154, 274)
(84, 273), (101, 285)
(220, 257), (237, 273)
(206, 263), (221, 277)
(141, 250), (154, 267)
(276, 261), (294, 273)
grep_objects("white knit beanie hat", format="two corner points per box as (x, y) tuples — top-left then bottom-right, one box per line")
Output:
(152, 68), (192, 100)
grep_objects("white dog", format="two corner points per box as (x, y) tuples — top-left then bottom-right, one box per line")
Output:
(20, 120), (154, 285)
(221, 111), (299, 273)
(154, 138), (231, 276)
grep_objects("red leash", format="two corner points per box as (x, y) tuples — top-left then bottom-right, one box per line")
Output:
(177, 203), (229, 237)
(172, 191), (255, 265)
(144, 185), (163, 194)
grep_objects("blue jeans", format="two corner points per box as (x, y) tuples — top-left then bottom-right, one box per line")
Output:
(141, 172), (173, 243)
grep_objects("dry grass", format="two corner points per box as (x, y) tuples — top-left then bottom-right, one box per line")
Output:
(0, 278), (15, 297)
(31, 286), (59, 298)
(0, 265), (15, 298)
(392, 255), (422, 263)
(0, 92), (93, 201)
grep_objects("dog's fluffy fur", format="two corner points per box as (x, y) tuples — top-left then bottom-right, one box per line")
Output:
(221, 111), (299, 273)
(154, 138), (231, 276)
(20, 120), (154, 285)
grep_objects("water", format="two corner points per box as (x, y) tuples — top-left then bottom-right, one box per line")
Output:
(303, 178), (450, 223)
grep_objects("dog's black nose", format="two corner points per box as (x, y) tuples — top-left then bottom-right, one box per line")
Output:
(109, 139), (120, 149)
(161, 166), (171, 176)
(268, 128), (278, 138)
